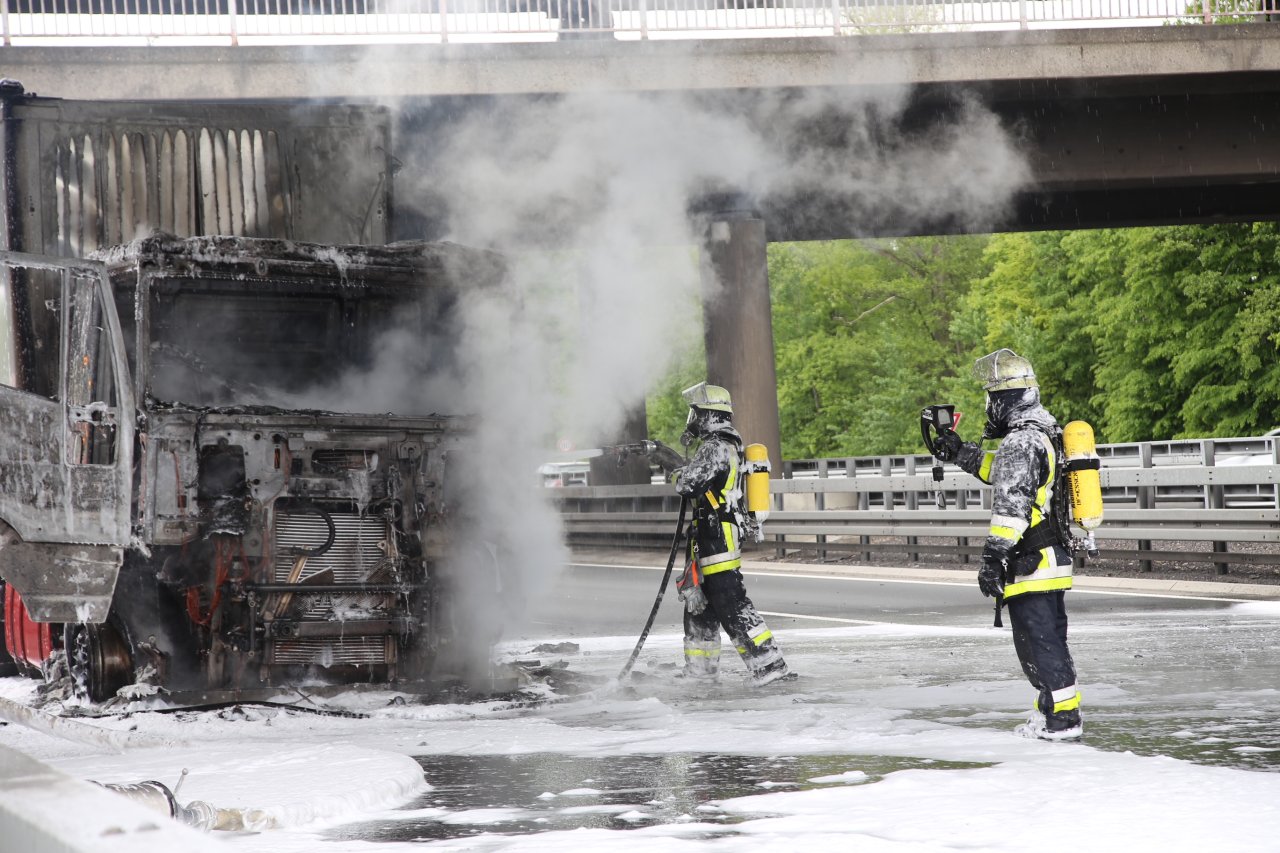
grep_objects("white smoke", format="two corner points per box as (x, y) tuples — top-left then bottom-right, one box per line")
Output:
(374, 87), (1032, 662)
(286, 84), (1031, 672)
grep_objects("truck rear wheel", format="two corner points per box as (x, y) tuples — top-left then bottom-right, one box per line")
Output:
(64, 622), (133, 703)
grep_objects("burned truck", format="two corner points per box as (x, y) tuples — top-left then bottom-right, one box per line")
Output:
(0, 233), (507, 703)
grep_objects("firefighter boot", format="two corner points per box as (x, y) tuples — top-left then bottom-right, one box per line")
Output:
(1014, 709), (1083, 742)
(749, 658), (791, 687)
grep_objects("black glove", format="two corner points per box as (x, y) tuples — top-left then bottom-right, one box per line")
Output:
(955, 442), (985, 474)
(978, 558), (1006, 598)
(648, 442), (686, 474)
(932, 430), (963, 463)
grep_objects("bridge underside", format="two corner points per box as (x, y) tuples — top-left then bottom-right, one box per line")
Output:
(396, 70), (1280, 242)
(761, 73), (1280, 239)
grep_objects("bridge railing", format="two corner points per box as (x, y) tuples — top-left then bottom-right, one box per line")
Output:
(552, 434), (1280, 573)
(3, 0), (1275, 46)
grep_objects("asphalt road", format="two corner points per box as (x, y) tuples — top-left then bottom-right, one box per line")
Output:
(515, 560), (1237, 640)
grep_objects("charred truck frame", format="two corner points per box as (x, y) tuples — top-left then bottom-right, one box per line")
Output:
(0, 86), (506, 703)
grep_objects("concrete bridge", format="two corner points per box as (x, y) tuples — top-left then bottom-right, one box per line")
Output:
(9, 25), (1280, 233)
(5, 23), (1280, 468)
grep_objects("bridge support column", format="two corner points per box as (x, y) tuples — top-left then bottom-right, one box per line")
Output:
(699, 212), (782, 473)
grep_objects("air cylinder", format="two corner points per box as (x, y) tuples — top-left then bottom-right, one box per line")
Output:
(745, 443), (771, 517)
(1063, 420), (1103, 530)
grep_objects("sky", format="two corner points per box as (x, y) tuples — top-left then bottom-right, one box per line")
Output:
(2, 597), (1279, 852)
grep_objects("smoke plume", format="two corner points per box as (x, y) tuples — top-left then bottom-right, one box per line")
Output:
(371, 85), (1031, 659)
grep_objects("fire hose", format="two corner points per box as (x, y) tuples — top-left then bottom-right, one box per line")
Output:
(94, 775), (273, 832)
(615, 496), (688, 682)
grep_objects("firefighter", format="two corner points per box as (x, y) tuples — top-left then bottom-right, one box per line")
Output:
(932, 350), (1083, 741)
(665, 382), (789, 686)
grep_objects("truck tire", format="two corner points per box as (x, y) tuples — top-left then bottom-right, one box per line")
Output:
(64, 622), (133, 704)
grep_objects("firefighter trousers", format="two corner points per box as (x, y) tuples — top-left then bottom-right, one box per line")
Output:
(683, 568), (784, 678)
(1008, 590), (1080, 725)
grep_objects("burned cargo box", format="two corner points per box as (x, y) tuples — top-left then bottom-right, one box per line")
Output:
(0, 233), (507, 704)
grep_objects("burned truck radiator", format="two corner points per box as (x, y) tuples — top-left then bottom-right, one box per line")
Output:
(266, 506), (400, 669)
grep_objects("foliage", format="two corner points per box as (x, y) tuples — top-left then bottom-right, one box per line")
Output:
(959, 224), (1280, 443)
(1177, 0), (1273, 24)
(646, 222), (1280, 460)
(769, 237), (989, 458)
(646, 336), (706, 450)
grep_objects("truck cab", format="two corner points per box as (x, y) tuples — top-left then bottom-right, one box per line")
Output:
(0, 233), (507, 703)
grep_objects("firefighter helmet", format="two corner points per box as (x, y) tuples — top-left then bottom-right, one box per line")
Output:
(681, 382), (733, 413)
(973, 349), (1037, 392)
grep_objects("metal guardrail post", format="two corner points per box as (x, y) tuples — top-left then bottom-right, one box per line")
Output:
(1203, 439), (1229, 574)
(639, 0), (648, 40)
(778, 461), (793, 559)
(816, 458), (829, 561)
(228, 0), (239, 46)
(1273, 435), (1280, 509)
(1, 2), (9, 47)
(1019, 0), (1028, 29)
(905, 456), (919, 561)
(1138, 442), (1154, 572)
(831, 0), (841, 36)
(440, 0), (449, 44)
(854, 457), (871, 561)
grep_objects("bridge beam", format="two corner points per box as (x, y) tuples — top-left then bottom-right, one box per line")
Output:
(700, 213), (782, 472)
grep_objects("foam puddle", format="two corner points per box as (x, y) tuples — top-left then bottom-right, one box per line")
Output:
(326, 752), (991, 842)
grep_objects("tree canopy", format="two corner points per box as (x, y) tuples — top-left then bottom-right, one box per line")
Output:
(649, 223), (1280, 458)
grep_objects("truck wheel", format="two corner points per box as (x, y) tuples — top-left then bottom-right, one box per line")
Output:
(64, 622), (132, 704)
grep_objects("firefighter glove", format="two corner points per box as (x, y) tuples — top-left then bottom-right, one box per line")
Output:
(932, 430), (963, 463)
(678, 584), (708, 615)
(954, 442), (985, 474)
(648, 442), (686, 474)
(978, 558), (1006, 598)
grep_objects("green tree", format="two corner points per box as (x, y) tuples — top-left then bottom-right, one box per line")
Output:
(961, 224), (1280, 442)
(650, 222), (1280, 461)
(769, 236), (990, 458)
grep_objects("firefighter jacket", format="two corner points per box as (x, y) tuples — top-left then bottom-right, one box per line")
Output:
(958, 403), (1072, 600)
(673, 426), (745, 577)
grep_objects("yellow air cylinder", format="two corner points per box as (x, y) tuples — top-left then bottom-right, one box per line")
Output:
(1063, 420), (1104, 530)
(745, 443), (771, 515)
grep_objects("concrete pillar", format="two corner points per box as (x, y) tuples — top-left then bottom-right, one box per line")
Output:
(699, 213), (782, 474)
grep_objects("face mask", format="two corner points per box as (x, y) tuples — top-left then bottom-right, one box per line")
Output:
(681, 409), (699, 447)
(983, 388), (1037, 440)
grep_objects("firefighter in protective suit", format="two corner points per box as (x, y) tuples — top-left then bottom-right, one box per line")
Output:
(666, 382), (789, 686)
(933, 350), (1083, 741)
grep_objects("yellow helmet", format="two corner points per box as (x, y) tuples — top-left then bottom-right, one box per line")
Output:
(681, 381), (733, 413)
(973, 349), (1037, 392)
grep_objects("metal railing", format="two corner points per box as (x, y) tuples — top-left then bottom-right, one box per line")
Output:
(553, 434), (1280, 573)
(3, 0), (1277, 45)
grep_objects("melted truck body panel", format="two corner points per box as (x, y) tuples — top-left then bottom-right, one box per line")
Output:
(0, 234), (507, 701)
(0, 253), (136, 622)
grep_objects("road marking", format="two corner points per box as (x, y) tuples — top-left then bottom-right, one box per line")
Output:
(568, 562), (1258, 603)
(756, 610), (890, 626)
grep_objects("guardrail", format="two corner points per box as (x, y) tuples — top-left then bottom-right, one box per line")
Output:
(552, 435), (1280, 573)
(3, 0), (1276, 45)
